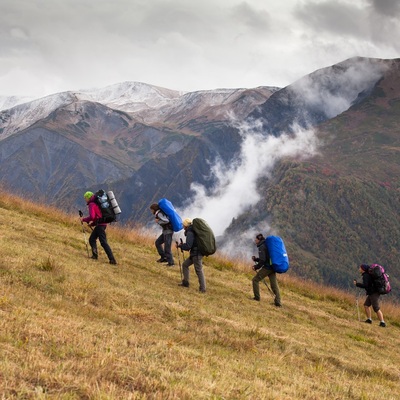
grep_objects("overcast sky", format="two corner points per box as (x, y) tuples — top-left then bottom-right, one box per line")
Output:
(1, 0), (399, 98)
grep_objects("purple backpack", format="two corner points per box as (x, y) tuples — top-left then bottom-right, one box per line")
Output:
(368, 264), (391, 295)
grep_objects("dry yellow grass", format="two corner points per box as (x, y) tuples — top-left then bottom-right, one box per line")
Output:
(0, 192), (399, 399)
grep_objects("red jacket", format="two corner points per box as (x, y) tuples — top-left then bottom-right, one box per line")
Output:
(82, 195), (106, 226)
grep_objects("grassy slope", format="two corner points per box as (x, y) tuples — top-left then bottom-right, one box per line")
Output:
(1, 193), (400, 399)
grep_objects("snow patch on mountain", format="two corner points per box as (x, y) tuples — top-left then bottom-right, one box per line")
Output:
(76, 81), (186, 113)
(0, 95), (35, 111)
(0, 92), (78, 139)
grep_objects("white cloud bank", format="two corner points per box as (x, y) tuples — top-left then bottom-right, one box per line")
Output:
(179, 120), (320, 253)
(1, 0), (399, 98)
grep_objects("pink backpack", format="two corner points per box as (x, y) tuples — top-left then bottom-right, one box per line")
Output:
(368, 264), (391, 295)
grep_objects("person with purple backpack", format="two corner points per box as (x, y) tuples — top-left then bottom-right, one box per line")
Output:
(353, 264), (386, 327)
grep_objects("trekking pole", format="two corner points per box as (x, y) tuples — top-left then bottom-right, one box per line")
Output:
(175, 241), (183, 280)
(263, 279), (275, 298)
(79, 210), (90, 258)
(180, 238), (186, 262)
(355, 285), (361, 322)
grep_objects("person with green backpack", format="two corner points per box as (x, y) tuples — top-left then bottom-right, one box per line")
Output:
(176, 218), (206, 293)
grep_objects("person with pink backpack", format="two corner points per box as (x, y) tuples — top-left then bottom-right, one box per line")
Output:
(354, 264), (386, 327)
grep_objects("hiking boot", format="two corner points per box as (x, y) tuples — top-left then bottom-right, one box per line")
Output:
(379, 321), (386, 327)
(91, 248), (98, 259)
(365, 318), (372, 324)
(178, 280), (189, 288)
(156, 257), (168, 263)
(109, 259), (117, 265)
(252, 297), (260, 301)
(274, 302), (282, 307)
(167, 263), (175, 267)
(199, 289), (206, 293)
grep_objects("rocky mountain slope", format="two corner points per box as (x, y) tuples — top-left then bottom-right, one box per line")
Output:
(0, 82), (277, 208)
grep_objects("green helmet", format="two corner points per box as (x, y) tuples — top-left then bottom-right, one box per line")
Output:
(83, 191), (93, 201)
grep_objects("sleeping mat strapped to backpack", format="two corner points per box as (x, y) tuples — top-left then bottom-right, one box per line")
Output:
(265, 236), (289, 273)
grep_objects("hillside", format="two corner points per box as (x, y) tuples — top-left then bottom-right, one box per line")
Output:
(1, 192), (400, 399)
(227, 57), (400, 298)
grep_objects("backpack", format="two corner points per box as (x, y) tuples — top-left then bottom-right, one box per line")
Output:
(192, 218), (216, 256)
(158, 198), (183, 232)
(368, 264), (391, 295)
(94, 189), (118, 223)
(265, 236), (289, 273)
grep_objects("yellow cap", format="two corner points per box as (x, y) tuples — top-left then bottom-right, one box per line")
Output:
(183, 218), (192, 227)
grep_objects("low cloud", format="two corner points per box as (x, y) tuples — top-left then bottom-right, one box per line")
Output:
(178, 118), (320, 259)
(291, 57), (387, 119)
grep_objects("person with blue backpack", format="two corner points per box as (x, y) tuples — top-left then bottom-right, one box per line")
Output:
(354, 264), (386, 327)
(150, 203), (175, 266)
(251, 233), (281, 306)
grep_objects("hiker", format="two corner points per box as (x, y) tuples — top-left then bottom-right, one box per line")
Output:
(150, 203), (174, 266)
(251, 233), (281, 306)
(354, 264), (386, 327)
(176, 218), (206, 293)
(81, 191), (117, 265)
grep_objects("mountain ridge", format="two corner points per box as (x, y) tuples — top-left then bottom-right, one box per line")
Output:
(0, 82), (279, 138)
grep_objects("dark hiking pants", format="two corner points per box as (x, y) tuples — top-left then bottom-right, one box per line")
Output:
(155, 231), (174, 264)
(89, 225), (115, 262)
(252, 267), (281, 305)
(182, 255), (206, 292)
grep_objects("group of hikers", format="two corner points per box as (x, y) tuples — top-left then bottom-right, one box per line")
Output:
(80, 191), (388, 327)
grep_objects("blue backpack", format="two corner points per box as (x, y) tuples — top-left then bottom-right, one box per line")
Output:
(158, 198), (183, 232)
(265, 236), (289, 273)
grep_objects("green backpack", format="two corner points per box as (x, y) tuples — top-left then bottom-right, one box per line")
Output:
(192, 218), (216, 256)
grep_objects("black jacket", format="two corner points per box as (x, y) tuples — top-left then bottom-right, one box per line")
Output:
(180, 226), (199, 257)
(253, 239), (271, 270)
(356, 272), (377, 295)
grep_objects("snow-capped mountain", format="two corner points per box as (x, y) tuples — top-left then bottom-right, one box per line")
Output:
(0, 82), (278, 140)
(0, 92), (79, 138)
